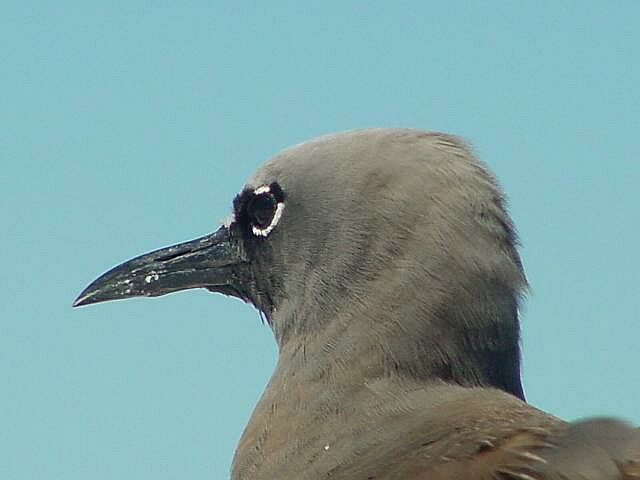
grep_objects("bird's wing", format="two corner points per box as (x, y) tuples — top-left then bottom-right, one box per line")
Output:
(416, 420), (640, 480)
(377, 419), (640, 480)
(343, 387), (640, 480)
(536, 418), (640, 480)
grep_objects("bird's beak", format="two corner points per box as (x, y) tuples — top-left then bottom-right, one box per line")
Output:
(73, 225), (246, 307)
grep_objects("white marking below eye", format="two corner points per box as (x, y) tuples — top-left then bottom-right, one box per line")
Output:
(252, 201), (285, 237)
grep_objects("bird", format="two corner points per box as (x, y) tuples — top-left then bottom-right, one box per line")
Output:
(74, 128), (639, 479)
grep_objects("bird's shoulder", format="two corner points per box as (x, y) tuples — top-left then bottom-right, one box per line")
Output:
(341, 384), (640, 480)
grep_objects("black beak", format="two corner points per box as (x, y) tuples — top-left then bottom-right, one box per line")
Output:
(73, 225), (247, 307)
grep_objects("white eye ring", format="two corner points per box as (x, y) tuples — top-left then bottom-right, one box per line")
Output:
(251, 201), (284, 237)
(253, 185), (272, 195)
(248, 184), (285, 237)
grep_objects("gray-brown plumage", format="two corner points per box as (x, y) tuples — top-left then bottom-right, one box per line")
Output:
(74, 129), (639, 479)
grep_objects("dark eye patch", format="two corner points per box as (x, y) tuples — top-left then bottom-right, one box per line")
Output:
(247, 193), (277, 229)
(232, 182), (286, 236)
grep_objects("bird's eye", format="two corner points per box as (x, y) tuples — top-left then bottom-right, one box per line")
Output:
(245, 184), (285, 237)
(247, 193), (277, 229)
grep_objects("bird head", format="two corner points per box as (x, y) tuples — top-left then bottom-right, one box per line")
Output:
(74, 128), (526, 398)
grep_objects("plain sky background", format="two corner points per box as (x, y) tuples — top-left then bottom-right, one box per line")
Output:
(3, 2), (639, 479)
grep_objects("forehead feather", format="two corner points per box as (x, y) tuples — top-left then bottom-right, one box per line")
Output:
(247, 129), (497, 205)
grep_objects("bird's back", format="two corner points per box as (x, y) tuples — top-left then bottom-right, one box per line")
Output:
(311, 383), (640, 480)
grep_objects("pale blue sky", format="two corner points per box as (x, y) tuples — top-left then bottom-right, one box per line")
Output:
(2, 2), (639, 479)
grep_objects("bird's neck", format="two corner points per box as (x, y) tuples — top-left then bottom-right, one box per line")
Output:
(231, 341), (426, 479)
(232, 299), (524, 479)
(271, 280), (525, 399)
